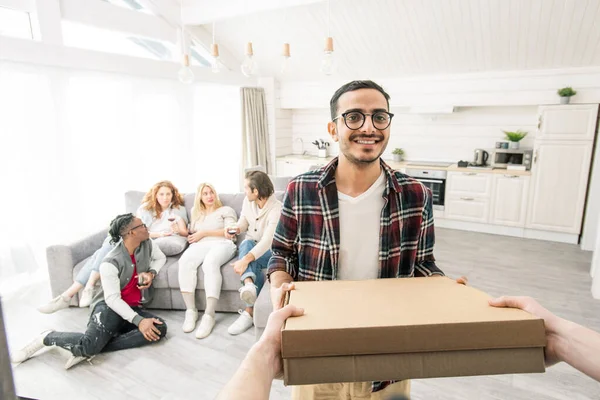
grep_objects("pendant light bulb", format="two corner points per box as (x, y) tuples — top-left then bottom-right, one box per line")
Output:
(178, 54), (194, 84)
(210, 22), (223, 74)
(320, 37), (336, 75)
(211, 44), (222, 74)
(241, 42), (257, 77)
(280, 43), (291, 75)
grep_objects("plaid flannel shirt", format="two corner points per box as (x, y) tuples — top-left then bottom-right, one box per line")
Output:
(267, 157), (444, 393)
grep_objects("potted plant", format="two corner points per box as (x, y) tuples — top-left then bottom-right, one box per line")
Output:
(392, 148), (405, 162)
(557, 87), (577, 104)
(503, 130), (528, 149)
(312, 139), (330, 158)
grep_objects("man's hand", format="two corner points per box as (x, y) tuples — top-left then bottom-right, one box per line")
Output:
(270, 282), (295, 311)
(489, 296), (564, 367)
(256, 304), (305, 379)
(138, 318), (163, 342)
(456, 276), (468, 285)
(187, 231), (204, 244)
(231, 259), (250, 275)
(136, 272), (154, 290)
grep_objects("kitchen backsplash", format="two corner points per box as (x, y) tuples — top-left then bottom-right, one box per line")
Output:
(287, 106), (538, 162)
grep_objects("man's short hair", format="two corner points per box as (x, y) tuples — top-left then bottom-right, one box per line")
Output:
(245, 170), (274, 200)
(329, 80), (391, 120)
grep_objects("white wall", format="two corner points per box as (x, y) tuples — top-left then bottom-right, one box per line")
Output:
(581, 126), (600, 252)
(290, 106), (538, 162)
(280, 67), (600, 109)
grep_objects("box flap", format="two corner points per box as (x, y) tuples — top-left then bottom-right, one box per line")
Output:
(282, 277), (546, 359)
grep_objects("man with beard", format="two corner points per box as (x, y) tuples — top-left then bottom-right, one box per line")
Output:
(267, 80), (465, 400)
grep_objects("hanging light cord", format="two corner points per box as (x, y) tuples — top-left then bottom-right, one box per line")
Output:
(212, 21), (216, 45)
(180, 0), (185, 55)
(327, 0), (331, 37)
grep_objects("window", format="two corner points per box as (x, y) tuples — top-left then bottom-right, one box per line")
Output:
(62, 21), (175, 61)
(190, 40), (213, 67)
(100, 0), (153, 15)
(0, 61), (242, 294)
(0, 6), (33, 39)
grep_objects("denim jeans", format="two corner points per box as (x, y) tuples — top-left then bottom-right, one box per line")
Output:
(238, 239), (272, 307)
(44, 301), (167, 357)
(75, 237), (114, 286)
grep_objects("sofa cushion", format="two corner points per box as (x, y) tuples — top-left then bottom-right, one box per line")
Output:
(153, 236), (188, 257)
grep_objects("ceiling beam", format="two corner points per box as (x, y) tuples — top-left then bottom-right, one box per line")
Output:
(181, 0), (326, 25)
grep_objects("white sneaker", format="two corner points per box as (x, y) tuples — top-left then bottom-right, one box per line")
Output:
(195, 314), (216, 339)
(182, 309), (198, 333)
(227, 310), (253, 335)
(79, 287), (94, 308)
(37, 295), (70, 314)
(65, 355), (95, 370)
(239, 283), (257, 306)
(11, 330), (53, 364)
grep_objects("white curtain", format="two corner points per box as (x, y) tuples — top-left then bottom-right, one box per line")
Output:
(241, 87), (271, 173)
(0, 61), (241, 293)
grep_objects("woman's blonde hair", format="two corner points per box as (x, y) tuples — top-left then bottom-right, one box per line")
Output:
(191, 183), (223, 222)
(142, 180), (185, 219)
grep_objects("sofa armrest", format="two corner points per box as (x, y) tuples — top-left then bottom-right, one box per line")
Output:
(253, 280), (273, 341)
(45, 229), (108, 298)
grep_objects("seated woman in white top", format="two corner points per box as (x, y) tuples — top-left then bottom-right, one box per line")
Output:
(178, 183), (237, 339)
(136, 181), (189, 256)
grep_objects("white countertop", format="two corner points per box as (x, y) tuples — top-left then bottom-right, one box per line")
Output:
(276, 155), (531, 176)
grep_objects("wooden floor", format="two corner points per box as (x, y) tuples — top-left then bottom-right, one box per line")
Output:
(4, 228), (600, 400)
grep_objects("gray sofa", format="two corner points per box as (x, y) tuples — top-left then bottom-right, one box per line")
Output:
(46, 191), (280, 339)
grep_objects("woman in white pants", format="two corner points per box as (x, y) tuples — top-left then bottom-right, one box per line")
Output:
(179, 183), (237, 339)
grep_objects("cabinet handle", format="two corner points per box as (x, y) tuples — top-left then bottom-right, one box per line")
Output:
(462, 172), (477, 176)
(460, 197), (475, 201)
(503, 175), (519, 178)
(534, 150), (538, 164)
(537, 117), (542, 130)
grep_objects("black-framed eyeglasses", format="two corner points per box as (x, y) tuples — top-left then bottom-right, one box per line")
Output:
(130, 223), (147, 232)
(333, 110), (395, 130)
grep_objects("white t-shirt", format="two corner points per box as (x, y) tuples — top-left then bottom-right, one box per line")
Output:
(337, 171), (386, 281)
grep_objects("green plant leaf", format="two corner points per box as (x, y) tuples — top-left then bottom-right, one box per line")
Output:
(503, 130), (528, 142)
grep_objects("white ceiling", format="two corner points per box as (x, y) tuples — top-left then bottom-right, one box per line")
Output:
(164, 0), (600, 81)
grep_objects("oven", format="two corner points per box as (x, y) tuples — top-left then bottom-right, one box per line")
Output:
(405, 168), (447, 211)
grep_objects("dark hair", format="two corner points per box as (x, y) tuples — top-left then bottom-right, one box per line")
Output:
(108, 213), (135, 245)
(245, 171), (274, 200)
(329, 80), (391, 120)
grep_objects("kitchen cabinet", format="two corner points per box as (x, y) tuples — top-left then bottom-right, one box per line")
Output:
(445, 196), (490, 223)
(276, 157), (327, 177)
(490, 175), (530, 227)
(445, 171), (493, 223)
(446, 171), (493, 198)
(537, 105), (599, 141)
(526, 141), (593, 233)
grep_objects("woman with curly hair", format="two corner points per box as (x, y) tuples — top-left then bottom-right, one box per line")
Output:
(136, 180), (189, 256)
(178, 183), (237, 339)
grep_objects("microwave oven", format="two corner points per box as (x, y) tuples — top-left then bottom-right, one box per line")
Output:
(491, 149), (533, 170)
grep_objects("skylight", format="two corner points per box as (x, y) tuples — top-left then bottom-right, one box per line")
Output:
(0, 6), (33, 40)
(100, 0), (154, 15)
